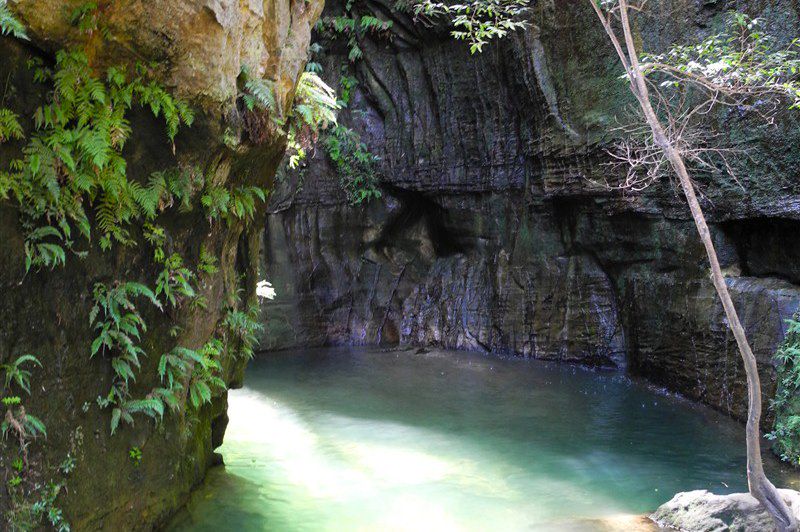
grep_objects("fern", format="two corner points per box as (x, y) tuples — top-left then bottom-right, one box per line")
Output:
(201, 185), (231, 221)
(90, 282), (157, 360)
(769, 316), (800, 463)
(109, 406), (130, 435)
(294, 72), (339, 129)
(282, 72), (340, 168)
(155, 253), (197, 308)
(198, 244), (219, 274)
(124, 397), (164, 420)
(315, 6), (393, 63)
(324, 125), (382, 204)
(22, 224), (69, 271)
(156, 339), (226, 413)
(1, 49), (194, 271)
(228, 186), (267, 222)
(187, 339), (226, 409)
(0, 0), (27, 40)
(239, 67), (339, 170)
(1, 355), (41, 396)
(135, 167), (198, 220)
(1, 408), (46, 440)
(143, 223), (167, 262)
(90, 281), (170, 434)
(0, 109), (24, 142)
(224, 305), (263, 360)
(69, 2), (102, 35)
(21, 413), (46, 437)
(240, 65), (276, 111)
(1, 353), (46, 486)
(134, 78), (195, 141)
(151, 386), (181, 414)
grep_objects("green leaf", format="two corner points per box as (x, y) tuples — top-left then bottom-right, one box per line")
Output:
(0, 1), (28, 40)
(24, 414), (46, 437)
(110, 408), (122, 434)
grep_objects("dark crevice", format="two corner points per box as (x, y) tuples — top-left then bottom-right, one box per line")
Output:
(372, 185), (467, 257)
(721, 218), (800, 286)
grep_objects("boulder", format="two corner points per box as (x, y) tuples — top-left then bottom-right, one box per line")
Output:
(651, 489), (800, 532)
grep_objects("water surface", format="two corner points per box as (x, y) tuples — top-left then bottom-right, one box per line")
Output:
(168, 347), (796, 531)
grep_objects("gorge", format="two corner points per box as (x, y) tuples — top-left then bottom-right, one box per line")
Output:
(1, 0), (800, 530)
(260, 0), (800, 424)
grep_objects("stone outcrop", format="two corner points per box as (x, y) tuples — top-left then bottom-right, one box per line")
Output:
(10, 0), (323, 109)
(652, 489), (800, 532)
(260, 0), (800, 424)
(0, 0), (321, 529)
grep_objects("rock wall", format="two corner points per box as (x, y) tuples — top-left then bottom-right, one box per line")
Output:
(260, 0), (800, 423)
(0, 0), (321, 529)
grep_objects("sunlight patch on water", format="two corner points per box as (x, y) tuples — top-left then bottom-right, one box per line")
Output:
(225, 390), (520, 510)
(194, 386), (632, 530)
(168, 348), (795, 531)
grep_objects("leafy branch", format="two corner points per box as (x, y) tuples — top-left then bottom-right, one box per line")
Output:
(412, 0), (529, 53)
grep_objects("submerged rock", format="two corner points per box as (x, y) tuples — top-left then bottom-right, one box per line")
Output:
(651, 490), (800, 532)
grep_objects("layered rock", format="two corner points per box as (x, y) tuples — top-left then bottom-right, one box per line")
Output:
(260, 0), (800, 424)
(0, 0), (321, 528)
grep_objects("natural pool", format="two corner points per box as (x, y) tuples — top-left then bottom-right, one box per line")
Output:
(167, 347), (797, 531)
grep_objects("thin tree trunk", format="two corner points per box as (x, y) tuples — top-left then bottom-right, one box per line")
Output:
(589, 2), (798, 529)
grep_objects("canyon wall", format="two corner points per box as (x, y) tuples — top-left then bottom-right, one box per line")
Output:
(0, 0), (321, 529)
(260, 0), (800, 423)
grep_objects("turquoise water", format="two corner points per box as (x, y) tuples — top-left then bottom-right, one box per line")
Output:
(168, 347), (796, 531)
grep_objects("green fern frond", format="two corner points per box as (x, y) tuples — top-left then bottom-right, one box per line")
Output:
(125, 397), (164, 419)
(0, 108), (24, 142)
(0, 0), (28, 40)
(5, 49), (195, 270)
(243, 75), (276, 111)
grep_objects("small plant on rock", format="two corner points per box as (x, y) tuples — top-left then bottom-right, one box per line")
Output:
(769, 317), (800, 464)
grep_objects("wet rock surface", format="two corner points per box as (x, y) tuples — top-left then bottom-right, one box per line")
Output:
(261, 0), (800, 423)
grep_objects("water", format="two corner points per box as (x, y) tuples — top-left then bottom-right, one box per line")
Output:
(168, 347), (797, 531)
